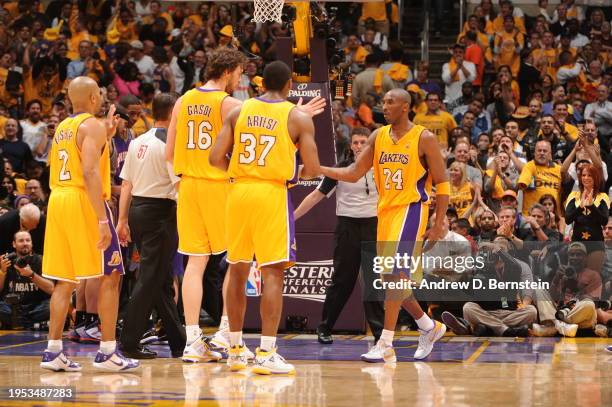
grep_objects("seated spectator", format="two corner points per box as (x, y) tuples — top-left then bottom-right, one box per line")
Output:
(522, 203), (563, 242)
(343, 34), (369, 74)
(518, 140), (563, 216)
(0, 231), (52, 330)
(492, 1), (526, 35)
(556, 51), (585, 87)
(474, 208), (499, 242)
(449, 161), (478, 222)
(584, 85), (611, 138)
(485, 151), (517, 211)
(452, 141), (483, 189)
(19, 100), (46, 160)
(552, 101), (579, 140)
(380, 46), (411, 89)
(534, 115), (572, 163)
(1, 175), (16, 209)
(0, 119), (32, 174)
(408, 61), (441, 96)
(563, 19), (589, 49)
(25, 179), (45, 211)
(442, 44), (476, 107)
(539, 194), (565, 234)
(350, 54), (393, 122)
(454, 98), (491, 141)
(414, 92), (457, 148)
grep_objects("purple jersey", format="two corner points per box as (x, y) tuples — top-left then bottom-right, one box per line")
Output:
(112, 133), (133, 185)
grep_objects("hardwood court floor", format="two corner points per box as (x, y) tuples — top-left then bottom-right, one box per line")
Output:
(0, 331), (610, 406)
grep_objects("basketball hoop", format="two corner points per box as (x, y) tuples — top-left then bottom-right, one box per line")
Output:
(253, 0), (284, 23)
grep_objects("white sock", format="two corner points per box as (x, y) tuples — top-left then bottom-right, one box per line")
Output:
(186, 325), (201, 344)
(380, 329), (395, 347)
(47, 340), (62, 352)
(229, 331), (243, 347)
(100, 340), (116, 355)
(416, 314), (435, 331)
(219, 316), (229, 332)
(260, 336), (276, 351)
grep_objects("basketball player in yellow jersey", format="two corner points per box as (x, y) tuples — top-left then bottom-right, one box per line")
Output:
(210, 61), (321, 375)
(41, 77), (139, 372)
(320, 89), (450, 363)
(166, 50), (326, 362)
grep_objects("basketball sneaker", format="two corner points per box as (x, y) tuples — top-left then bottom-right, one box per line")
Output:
(67, 322), (85, 342)
(40, 350), (82, 372)
(93, 350), (140, 372)
(252, 348), (295, 375)
(227, 345), (249, 372)
(414, 320), (446, 360)
(360, 341), (396, 363)
(555, 320), (578, 337)
(531, 323), (558, 337)
(605, 345), (612, 353)
(81, 322), (102, 344)
(182, 335), (223, 363)
(210, 330), (255, 360)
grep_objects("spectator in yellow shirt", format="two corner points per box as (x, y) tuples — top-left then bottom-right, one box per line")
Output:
(413, 92), (457, 148)
(358, 0), (392, 36)
(518, 140), (564, 215)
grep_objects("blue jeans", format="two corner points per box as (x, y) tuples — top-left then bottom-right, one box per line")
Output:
(0, 299), (50, 328)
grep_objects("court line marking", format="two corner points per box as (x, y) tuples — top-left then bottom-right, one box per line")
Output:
(465, 340), (490, 364)
(0, 339), (48, 351)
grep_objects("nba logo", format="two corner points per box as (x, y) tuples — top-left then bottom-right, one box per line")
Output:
(246, 263), (261, 296)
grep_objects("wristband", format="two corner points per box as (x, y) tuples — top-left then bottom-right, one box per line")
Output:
(98, 219), (109, 224)
(435, 182), (450, 196)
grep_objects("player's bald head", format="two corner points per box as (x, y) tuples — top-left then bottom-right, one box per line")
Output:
(386, 89), (411, 105)
(68, 76), (101, 110)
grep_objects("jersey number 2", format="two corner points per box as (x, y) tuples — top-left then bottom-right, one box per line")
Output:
(58, 149), (71, 181)
(239, 133), (276, 165)
(186, 120), (212, 150)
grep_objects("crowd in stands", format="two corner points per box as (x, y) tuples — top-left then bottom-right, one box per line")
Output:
(0, 0), (610, 339)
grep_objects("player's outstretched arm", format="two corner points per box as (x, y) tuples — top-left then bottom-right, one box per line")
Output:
(291, 109), (321, 179)
(421, 130), (449, 242)
(210, 106), (240, 171)
(165, 96), (182, 164)
(80, 118), (112, 250)
(321, 129), (377, 183)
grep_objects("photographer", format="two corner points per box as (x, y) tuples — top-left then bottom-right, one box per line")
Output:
(446, 235), (537, 337)
(0, 231), (53, 329)
(547, 243), (602, 334)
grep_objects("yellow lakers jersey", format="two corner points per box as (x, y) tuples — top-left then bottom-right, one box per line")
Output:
(373, 124), (432, 212)
(174, 88), (228, 179)
(228, 98), (297, 183)
(450, 182), (473, 218)
(49, 113), (111, 199)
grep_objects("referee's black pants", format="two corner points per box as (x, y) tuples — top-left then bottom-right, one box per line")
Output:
(318, 216), (384, 339)
(120, 197), (186, 353)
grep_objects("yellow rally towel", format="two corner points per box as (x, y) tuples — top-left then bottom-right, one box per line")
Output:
(386, 63), (409, 82)
(373, 68), (385, 94)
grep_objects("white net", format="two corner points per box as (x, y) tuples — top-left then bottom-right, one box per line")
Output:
(253, 0), (284, 23)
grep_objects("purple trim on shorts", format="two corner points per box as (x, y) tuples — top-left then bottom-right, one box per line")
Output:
(287, 190), (296, 262)
(394, 202), (422, 275)
(103, 203), (125, 276)
(255, 97), (284, 104)
(416, 171), (429, 202)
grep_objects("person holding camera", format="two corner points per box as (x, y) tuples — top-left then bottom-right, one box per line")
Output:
(444, 235), (537, 337)
(0, 231), (53, 329)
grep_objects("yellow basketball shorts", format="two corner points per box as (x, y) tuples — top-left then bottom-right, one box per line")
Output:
(177, 176), (228, 256)
(226, 181), (296, 269)
(376, 201), (429, 298)
(42, 188), (103, 282)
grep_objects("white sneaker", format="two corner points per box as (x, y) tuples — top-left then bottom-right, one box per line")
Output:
(40, 350), (82, 372)
(93, 350), (140, 372)
(252, 347), (295, 375)
(182, 335), (222, 363)
(360, 341), (396, 363)
(227, 345), (248, 372)
(414, 321), (446, 360)
(555, 320), (578, 337)
(531, 323), (558, 337)
(210, 331), (255, 360)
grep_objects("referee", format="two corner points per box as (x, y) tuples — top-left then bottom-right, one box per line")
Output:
(116, 93), (186, 358)
(295, 127), (384, 344)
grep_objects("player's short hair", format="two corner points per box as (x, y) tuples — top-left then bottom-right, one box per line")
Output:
(263, 61), (292, 91)
(152, 93), (176, 121)
(205, 48), (246, 81)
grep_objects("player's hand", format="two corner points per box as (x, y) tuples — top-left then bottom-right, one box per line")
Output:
(117, 221), (131, 246)
(296, 96), (326, 117)
(0, 255), (10, 274)
(105, 104), (119, 140)
(97, 223), (112, 251)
